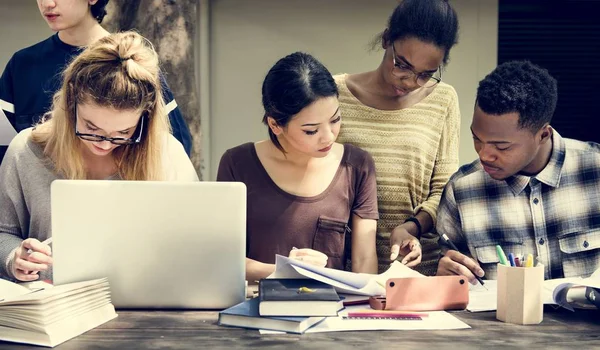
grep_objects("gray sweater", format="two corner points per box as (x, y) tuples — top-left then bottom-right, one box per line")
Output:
(0, 128), (198, 281)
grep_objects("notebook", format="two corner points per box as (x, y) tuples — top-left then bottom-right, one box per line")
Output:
(258, 279), (343, 316)
(0, 278), (117, 347)
(218, 298), (325, 334)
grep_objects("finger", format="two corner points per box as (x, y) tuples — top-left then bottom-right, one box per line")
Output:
(389, 244), (400, 261)
(410, 240), (421, 251)
(401, 250), (421, 266)
(448, 251), (484, 278)
(15, 258), (48, 273)
(446, 259), (478, 284)
(27, 252), (53, 265)
(295, 255), (327, 266)
(14, 271), (40, 282)
(293, 249), (328, 260)
(23, 239), (51, 256)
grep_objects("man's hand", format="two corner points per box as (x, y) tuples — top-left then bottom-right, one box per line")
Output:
(437, 250), (484, 285)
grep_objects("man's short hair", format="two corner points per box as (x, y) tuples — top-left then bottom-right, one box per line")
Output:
(476, 60), (558, 132)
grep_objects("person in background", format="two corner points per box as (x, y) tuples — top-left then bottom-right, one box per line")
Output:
(335, 0), (460, 273)
(217, 52), (383, 282)
(0, 0), (192, 163)
(437, 60), (600, 283)
(0, 31), (198, 283)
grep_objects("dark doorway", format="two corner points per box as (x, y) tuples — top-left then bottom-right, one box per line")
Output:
(499, 0), (600, 143)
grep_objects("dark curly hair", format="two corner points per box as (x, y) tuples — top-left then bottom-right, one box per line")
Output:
(91, 0), (109, 23)
(378, 0), (459, 65)
(476, 61), (558, 132)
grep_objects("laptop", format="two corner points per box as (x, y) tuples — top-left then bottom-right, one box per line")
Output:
(51, 180), (246, 309)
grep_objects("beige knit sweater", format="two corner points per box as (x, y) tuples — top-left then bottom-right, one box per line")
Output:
(335, 74), (460, 273)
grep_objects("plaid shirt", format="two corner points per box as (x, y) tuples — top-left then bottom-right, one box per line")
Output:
(437, 130), (600, 279)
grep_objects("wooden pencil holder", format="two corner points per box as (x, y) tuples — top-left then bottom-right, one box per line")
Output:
(496, 263), (544, 325)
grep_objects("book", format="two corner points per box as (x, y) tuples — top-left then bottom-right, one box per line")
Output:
(218, 298), (325, 334)
(258, 279), (343, 316)
(0, 278), (117, 347)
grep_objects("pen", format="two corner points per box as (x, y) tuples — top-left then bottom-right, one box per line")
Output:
(27, 237), (53, 255)
(27, 237), (52, 275)
(495, 245), (508, 265)
(508, 253), (516, 267)
(514, 256), (521, 267)
(440, 234), (486, 288)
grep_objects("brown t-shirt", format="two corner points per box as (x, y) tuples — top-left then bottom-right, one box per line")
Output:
(217, 142), (379, 270)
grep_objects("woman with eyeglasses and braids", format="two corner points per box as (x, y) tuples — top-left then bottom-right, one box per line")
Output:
(335, 0), (461, 274)
(0, 31), (198, 283)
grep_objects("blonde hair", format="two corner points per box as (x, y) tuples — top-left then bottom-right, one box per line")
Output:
(31, 31), (171, 180)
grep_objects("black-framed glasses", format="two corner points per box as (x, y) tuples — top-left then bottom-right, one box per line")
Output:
(391, 42), (442, 88)
(75, 109), (146, 145)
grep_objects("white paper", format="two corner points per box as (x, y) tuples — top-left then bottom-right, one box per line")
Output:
(0, 279), (31, 301)
(271, 255), (423, 296)
(466, 280), (498, 312)
(0, 108), (17, 145)
(466, 277), (600, 312)
(305, 305), (470, 333)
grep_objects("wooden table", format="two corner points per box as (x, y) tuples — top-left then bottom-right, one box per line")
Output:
(3, 307), (599, 349)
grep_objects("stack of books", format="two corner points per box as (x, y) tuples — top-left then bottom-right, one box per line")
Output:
(218, 278), (342, 333)
(0, 278), (117, 347)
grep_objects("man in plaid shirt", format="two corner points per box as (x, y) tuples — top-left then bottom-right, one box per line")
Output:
(437, 61), (600, 283)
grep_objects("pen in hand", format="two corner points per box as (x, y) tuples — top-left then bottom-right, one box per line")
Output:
(27, 237), (53, 275)
(27, 237), (53, 255)
(440, 234), (487, 289)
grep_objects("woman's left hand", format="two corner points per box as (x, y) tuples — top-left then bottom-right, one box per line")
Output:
(390, 227), (422, 267)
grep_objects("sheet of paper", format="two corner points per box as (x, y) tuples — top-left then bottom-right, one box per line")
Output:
(304, 305), (470, 333)
(0, 279), (31, 301)
(466, 280), (498, 312)
(466, 277), (600, 312)
(0, 108), (17, 145)
(271, 255), (423, 296)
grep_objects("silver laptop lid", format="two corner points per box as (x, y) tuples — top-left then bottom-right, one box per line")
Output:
(51, 180), (246, 309)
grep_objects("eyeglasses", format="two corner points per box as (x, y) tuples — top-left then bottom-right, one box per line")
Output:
(391, 42), (442, 88)
(74, 109), (146, 145)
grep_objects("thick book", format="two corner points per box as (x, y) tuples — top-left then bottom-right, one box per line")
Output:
(218, 298), (325, 334)
(258, 279), (343, 316)
(0, 278), (117, 347)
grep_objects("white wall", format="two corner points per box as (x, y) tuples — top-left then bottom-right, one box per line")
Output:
(0, 2), (53, 72)
(208, 0), (498, 180)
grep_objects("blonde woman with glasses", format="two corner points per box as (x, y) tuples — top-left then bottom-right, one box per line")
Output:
(335, 0), (461, 274)
(0, 31), (198, 282)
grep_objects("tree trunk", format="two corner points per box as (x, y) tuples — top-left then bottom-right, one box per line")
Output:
(103, 0), (202, 178)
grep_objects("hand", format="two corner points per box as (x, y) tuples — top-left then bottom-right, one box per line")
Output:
(10, 239), (53, 282)
(288, 248), (328, 268)
(437, 250), (484, 285)
(390, 226), (422, 267)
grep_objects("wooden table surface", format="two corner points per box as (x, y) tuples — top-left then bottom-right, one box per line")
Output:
(2, 307), (599, 349)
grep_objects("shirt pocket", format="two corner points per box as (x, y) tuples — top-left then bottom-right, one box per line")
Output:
(558, 229), (600, 278)
(313, 216), (349, 268)
(473, 241), (524, 279)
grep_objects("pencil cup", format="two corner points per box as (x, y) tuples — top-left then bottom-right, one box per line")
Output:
(496, 263), (544, 325)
